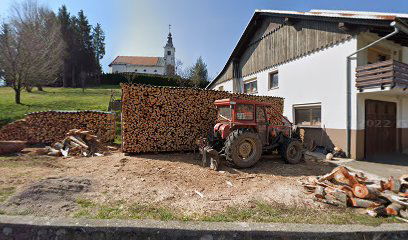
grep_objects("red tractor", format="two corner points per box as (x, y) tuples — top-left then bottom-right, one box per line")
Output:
(199, 98), (303, 170)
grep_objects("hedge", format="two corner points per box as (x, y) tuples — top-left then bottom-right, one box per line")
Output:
(100, 73), (193, 87)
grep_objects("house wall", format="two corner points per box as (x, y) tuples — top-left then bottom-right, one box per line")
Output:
(110, 64), (165, 75)
(212, 38), (359, 157)
(212, 80), (233, 92)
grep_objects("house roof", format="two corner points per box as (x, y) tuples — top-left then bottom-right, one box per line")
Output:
(207, 9), (408, 89)
(109, 56), (162, 67)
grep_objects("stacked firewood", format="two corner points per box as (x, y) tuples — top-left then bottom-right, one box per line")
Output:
(0, 111), (116, 144)
(40, 129), (113, 157)
(303, 166), (408, 218)
(121, 84), (284, 153)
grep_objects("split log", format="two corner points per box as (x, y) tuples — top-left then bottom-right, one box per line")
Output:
(68, 136), (88, 149)
(400, 209), (408, 219)
(386, 202), (403, 216)
(319, 166), (359, 186)
(352, 184), (381, 199)
(381, 177), (401, 193)
(348, 198), (380, 208)
(339, 186), (354, 198)
(314, 186), (326, 199)
(325, 188), (348, 207)
(380, 190), (408, 207)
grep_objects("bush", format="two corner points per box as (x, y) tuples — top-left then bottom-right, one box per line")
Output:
(100, 73), (193, 87)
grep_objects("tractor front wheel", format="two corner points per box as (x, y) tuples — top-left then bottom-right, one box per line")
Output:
(280, 140), (303, 164)
(224, 129), (262, 168)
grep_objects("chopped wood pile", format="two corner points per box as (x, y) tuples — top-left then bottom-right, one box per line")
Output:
(121, 84), (284, 153)
(303, 166), (408, 219)
(39, 129), (114, 157)
(0, 111), (116, 144)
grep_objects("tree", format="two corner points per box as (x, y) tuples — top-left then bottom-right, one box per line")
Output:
(92, 23), (105, 68)
(57, 5), (72, 88)
(0, 0), (64, 103)
(187, 57), (209, 88)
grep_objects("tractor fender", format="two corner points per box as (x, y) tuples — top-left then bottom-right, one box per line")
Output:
(214, 123), (230, 139)
(214, 123), (223, 133)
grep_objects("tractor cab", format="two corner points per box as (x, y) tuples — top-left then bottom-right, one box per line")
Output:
(199, 98), (302, 170)
(214, 98), (292, 144)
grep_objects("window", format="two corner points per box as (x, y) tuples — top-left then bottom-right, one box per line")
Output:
(143, 69), (146, 72)
(243, 79), (257, 94)
(236, 104), (254, 120)
(269, 71), (278, 89)
(167, 51), (171, 56)
(134, 69), (138, 72)
(217, 107), (231, 121)
(294, 105), (321, 127)
(154, 70), (157, 72)
(218, 86), (224, 91)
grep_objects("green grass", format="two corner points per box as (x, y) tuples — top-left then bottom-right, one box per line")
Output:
(0, 86), (121, 127)
(0, 187), (15, 203)
(71, 201), (400, 225)
(76, 198), (96, 208)
(201, 202), (399, 225)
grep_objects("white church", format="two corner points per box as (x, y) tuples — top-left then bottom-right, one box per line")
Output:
(109, 30), (176, 76)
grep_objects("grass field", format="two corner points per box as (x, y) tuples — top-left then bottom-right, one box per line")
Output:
(0, 86), (121, 127)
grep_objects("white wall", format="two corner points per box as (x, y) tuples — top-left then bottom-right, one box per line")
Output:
(238, 38), (357, 130)
(212, 80), (233, 92)
(110, 64), (165, 75)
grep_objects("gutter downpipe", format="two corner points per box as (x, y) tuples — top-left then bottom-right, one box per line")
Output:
(345, 21), (408, 158)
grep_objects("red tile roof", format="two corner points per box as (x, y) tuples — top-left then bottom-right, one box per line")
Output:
(109, 56), (160, 66)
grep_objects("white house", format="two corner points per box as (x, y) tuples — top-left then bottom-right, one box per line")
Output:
(207, 10), (408, 160)
(109, 31), (176, 76)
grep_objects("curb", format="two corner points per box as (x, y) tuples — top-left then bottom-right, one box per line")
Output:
(1, 215), (408, 240)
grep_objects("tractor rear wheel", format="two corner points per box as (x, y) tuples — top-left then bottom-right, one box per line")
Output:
(280, 140), (302, 164)
(224, 129), (262, 168)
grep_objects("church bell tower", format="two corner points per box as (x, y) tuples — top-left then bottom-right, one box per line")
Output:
(164, 25), (175, 75)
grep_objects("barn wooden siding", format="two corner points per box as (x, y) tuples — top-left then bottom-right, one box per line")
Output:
(217, 17), (352, 84)
(217, 62), (234, 83)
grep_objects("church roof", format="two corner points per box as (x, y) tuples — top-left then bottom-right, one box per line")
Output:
(109, 56), (164, 67)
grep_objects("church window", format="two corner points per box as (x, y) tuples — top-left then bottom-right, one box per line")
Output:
(154, 70), (157, 72)
(134, 69), (137, 72)
(144, 69), (146, 72)
(167, 51), (171, 56)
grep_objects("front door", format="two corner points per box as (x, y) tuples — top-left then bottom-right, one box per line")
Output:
(365, 100), (397, 158)
(256, 106), (268, 145)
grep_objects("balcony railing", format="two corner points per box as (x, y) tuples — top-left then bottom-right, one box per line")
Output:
(356, 60), (408, 90)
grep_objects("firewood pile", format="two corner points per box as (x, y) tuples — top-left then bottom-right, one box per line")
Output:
(39, 129), (113, 157)
(303, 166), (408, 219)
(121, 84), (284, 153)
(0, 111), (115, 144)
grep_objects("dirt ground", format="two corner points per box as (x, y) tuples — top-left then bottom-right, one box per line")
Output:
(0, 149), (336, 217)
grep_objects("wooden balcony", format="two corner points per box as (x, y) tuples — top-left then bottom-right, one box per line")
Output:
(356, 60), (408, 90)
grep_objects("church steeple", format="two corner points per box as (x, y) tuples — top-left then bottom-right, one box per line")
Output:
(166, 30), (173, 48)
(164, 24), (175, 75)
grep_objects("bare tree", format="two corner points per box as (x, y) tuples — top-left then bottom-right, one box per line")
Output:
(0, 0), (64, 103)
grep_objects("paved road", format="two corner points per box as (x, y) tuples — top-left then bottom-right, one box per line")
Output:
(331, 153), (408, 179)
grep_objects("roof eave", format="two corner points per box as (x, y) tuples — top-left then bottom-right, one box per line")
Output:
(207, 10), (405, 89)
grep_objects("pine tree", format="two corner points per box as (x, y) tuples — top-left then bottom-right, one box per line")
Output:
(57, 5), (72, 87)
(188, 57), (209, 88)
(92, 23), (105, 70)
(57, 6), (103, 88)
